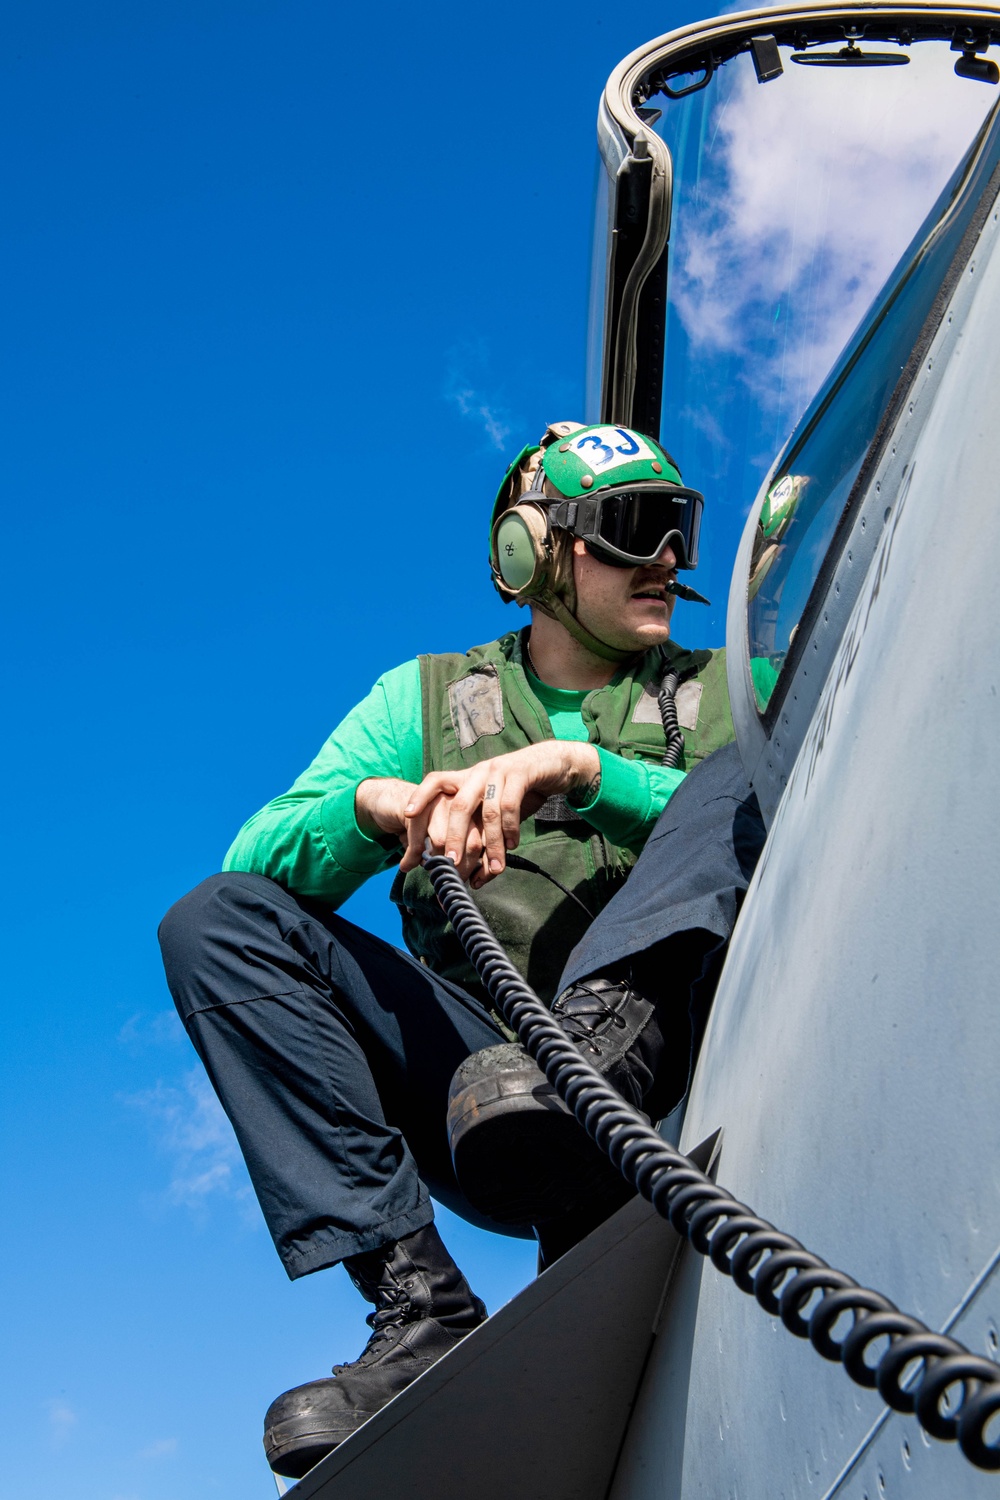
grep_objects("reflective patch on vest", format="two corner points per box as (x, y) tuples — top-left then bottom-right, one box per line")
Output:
(631, 678), (704, 731)
(535, 794), (584, 823)
(449, 667), (505, 748)
(676, 681), (703, 730)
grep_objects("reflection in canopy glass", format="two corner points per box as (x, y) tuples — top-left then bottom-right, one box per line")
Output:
(629, 42), (993, 635)
(746, 96), (1000, 709)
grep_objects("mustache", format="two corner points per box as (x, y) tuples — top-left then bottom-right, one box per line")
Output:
(630, 569), (677, 593)
(629, 569), (711, 606)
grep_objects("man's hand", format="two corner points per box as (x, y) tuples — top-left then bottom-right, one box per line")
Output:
(398, 742), (601, 888)
(355, 776), (490, 880)
(355, 778), (420, 841)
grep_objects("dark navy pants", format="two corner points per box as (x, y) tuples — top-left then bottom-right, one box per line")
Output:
(158, 743), (764, 1280)
(561, 742), (767, 1117)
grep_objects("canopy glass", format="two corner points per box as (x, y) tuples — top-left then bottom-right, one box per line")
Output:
(747, 98), (1000, 710)
(588, 28), (996, 658)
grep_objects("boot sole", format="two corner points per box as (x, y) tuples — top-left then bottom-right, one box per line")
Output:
(447, 1064), (630, 1225)
(264, 1409), (372, 1478)
(263, 1319), (481, 1478)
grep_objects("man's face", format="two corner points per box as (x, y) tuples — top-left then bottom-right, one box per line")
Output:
(571, 537), (678, 653)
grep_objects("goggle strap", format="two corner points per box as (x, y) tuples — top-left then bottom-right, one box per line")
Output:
(549, 498), (586, 530)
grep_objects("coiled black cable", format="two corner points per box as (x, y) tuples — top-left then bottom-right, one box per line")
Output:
(424, 851), (1000, 1473)
(657, 667), (686, 769)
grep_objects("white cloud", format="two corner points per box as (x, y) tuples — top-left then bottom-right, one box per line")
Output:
(47, 1399), (78, 1447)
(444, 344), (512, 450)
(448, 383), (512, 450)
(139, 1436), (178, 1460)
(123, 1068), (256, 1218)
(118, 1008), (185, 1049)
(677, 402), (733, 452)
(671, 46), (992, 419)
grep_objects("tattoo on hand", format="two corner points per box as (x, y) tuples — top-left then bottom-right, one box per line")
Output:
(485, 784), (497, 800)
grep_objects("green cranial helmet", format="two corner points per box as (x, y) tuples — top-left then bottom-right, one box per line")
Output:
(542, 424), (683, 497)
(489, 422), (706, 662)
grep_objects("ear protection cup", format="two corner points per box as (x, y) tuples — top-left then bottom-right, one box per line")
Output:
(491, 503), (552, 602)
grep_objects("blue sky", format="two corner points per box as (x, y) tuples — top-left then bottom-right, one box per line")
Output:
(0, 3), (724, 1496)
(4, 4), (989, 1495)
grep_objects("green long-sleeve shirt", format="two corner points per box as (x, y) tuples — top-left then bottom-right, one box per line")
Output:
(224, 657), (686, 905)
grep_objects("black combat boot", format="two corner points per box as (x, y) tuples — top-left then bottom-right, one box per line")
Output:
(263, 1223), (487, 1478)
(447, 975), (664, 1232)
(549, 974), (665, 1107)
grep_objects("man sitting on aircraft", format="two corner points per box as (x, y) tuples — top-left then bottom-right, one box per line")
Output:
(159, 420), (765, 1479)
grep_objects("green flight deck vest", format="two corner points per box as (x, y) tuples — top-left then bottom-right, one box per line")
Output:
(390, 631), (733, 1010)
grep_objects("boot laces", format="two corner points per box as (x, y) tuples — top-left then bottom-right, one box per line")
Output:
(368, 1285), (417, 1334)
(551, 980), (630, 1054)
(331, 1291), (417, 1373)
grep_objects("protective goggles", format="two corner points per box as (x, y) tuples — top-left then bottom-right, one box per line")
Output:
(547, 482), (703, 570)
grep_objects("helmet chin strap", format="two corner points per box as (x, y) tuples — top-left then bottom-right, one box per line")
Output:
(536, 588), (639, 664)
